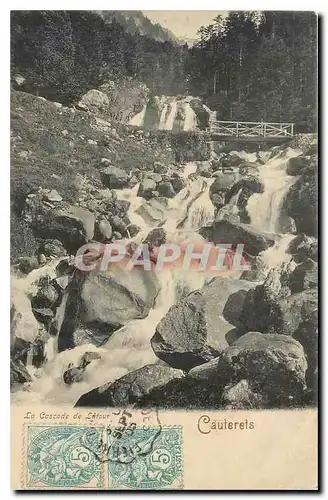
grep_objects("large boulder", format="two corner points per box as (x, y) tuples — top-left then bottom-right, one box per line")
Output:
(293, 310), (318, 396)
(283, 171), (318, 237)
(63, 351), (101, 385)
(216, 332), (308, 406)
(75, 361), (183, 407)
(286, 156), (313, 176)
(226, 177), (264, 202)
(287, 234), (318, 263)
(31, 282), (60, 310)
(151, 277), (256, 371)
(238, 265), (318, 336)
(210, 172), (239, 196)
(33, 205), (95, 254)
(137, 178), (157, 199)
(221, 379), (265, 410)
(77, 89), (109, 112)
(143, 330), (308, 409)
(221, 154), (245, 169)
(93, 217), (112, 242)
(199, 220), (275, 256)
(18, 256), (39, 274)
(100, 166), (129, 189)
(11, 334), (45, 370)
(170, 175), (185, 193)
(276, 215), (297, 234)
(157, 181), (176, 198)
(223, 177), (265, 224)
(58, 266), (160, 352)
(289, 259), (318, 293)
(10, 359), (32, 388)
(39, 239), (67, 258)
(135, 199), (167, 227)
(43, 189), (63, 203)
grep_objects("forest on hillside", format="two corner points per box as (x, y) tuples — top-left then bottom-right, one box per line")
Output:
(187, 11), (317, 130)
(11, 10), (317, 130)
(11, 10), (188, 102)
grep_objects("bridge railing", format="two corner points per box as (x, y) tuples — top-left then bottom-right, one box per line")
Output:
(209, 121), (294, 138)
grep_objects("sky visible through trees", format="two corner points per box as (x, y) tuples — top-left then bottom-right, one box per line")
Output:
(11, 11), (317, 131)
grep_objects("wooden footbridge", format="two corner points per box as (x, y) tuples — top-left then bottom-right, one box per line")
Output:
(208, 120), (294, 143)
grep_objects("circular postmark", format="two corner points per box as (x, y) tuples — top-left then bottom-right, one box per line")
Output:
(27, 427), (100, 487)
(82, 408), (162, 466)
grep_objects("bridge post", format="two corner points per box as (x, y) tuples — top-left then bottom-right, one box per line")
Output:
(236, 122), (239, 137)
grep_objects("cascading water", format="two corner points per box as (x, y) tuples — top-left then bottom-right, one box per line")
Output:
(158, 99), (179, 131)
(179, 178), (214, 230)
(128, 105), (147, 127)
(246, 147), (302, 272)
(11, 162), (211, 406)
(183, 101), (198, 131)
(247, 148), (301, 233)
(12, 146), (305, 406)
(158, 103), (169, 130)
(138, 96), (201, 131)
(165, 101), (178, 130)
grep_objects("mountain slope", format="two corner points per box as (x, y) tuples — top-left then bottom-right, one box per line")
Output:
(95, 10), (178, 43)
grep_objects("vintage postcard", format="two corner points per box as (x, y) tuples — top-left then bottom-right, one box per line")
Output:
(10, 10), (318, 490)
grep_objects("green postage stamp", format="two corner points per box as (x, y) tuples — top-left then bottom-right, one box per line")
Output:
(25, 425), (183, 490)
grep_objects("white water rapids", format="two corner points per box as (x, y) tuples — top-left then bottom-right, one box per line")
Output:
(129, 96), (199, 131)
(12, 148), (302, 406)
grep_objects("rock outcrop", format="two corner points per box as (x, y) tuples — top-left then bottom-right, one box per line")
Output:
(100, 166), (129, 189)
(199, 220), (275, 256)
(58, 266), (160, 352)
(75, 361), (183, 407)
(77, 89), (110, 112)
(151, 277), (256, 371)
(237, 264), (318, 336)
(283, 157), (318, 237)
(216, 332), (307, 407)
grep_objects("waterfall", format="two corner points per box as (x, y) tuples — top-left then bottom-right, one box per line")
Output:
(12, 145), (306, 407)
(12, 167), (211, 406)
(158, 98), (178, 131)
(183, 102), (198, 131)
(231, 150), (258, 163)
(11, 261), (59, 343)
(180, 179), (215, 230)
(158, 103), (169, 130)
(259, 234), (296, 271)
(247, 148), (301, 233)
(181, 162), (198, 179)
(129, 105), (147, 127)
(131, 95), (214, 132)
(166, 101), (177, 130)
(246, 147), (302, 272)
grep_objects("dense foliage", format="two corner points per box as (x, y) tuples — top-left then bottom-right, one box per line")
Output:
(11, 10), (188, 103)
(186, 11), (317, 130)
(11, 10), (317, 130)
